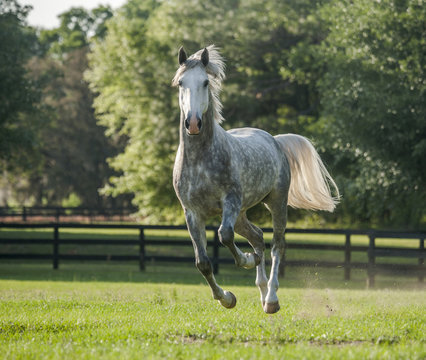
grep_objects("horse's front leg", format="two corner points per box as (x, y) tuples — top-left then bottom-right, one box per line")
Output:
(219, 192), (261, 269)
(185, 210), (236, 309)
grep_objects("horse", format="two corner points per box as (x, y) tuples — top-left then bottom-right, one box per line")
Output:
(172, 45), (339, 314)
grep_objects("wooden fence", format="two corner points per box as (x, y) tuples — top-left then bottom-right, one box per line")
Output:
(0, 223), (424, 286)
(0, 206), (135, 222)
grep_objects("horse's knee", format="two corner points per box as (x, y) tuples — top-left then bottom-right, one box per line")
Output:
(276, 237), (286, 249)
(256, 242), (266, 253)
(195, 256), (212, 276)
(271, 237), (286, 256)
(218, 225), (234, 247)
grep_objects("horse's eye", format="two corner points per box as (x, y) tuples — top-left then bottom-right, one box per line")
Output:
(178, 80), (183, 87)
(203, 79), (209, 88)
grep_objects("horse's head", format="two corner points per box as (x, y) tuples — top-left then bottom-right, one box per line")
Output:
(175, 47), (209, 135)
(173, 46), (225, 136)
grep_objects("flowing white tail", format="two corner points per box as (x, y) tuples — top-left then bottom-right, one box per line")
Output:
(275, 134), (340, 212)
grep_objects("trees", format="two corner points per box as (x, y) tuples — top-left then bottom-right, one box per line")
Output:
(2, 0), (423, 227)
(25, 47), (119, 207)
(38, 6), (113, 56)
(86, 0), (332, 223)
(88, 0), (424, 227)
(0, 0), (40, 171)
(1, 3), (124, 208)
(315, 0), (425, 226)
(27, 6), (121, 207)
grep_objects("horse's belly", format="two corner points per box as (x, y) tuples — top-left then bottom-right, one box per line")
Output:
(240, 167), (277, 208)
(236, 151), (281, 208)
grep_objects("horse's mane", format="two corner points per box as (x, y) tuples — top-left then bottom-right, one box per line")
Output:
(172, 45), (226, 123)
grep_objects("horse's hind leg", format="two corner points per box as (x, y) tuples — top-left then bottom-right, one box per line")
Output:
(185, 209), (236, 309)
(235, 213), (268, 307)
(219, 192), (261, 269)
(263, 195), (288, 314)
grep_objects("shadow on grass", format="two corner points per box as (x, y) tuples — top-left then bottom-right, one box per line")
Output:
(0, 261), (424, 291)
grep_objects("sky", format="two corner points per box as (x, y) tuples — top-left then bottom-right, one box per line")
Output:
(23, 0), (127, 29)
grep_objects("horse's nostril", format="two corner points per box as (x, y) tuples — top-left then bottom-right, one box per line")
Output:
(197, 118), (202, 130)
(185, 118), (190, 130)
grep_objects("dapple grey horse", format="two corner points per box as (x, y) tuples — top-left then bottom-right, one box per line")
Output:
(172, 46), (339, 314)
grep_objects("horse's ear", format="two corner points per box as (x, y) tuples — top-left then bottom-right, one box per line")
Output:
(201, 47), (209, 67)
(178, 46), (187, 65)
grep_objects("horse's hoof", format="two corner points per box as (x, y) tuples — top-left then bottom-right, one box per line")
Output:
(220, 291), (237, 309)
(264, 301), (280, 314)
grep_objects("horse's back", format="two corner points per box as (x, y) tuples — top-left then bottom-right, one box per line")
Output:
(227, 127), (272, 140)
(227, 127), (285, 161)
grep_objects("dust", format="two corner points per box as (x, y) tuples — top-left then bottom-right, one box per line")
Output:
(293, 288), (337, 320)
(292, 268), (339, 320)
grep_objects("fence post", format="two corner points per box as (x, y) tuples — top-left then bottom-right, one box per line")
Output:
(89, 208), (93, 224)
(419, 238), (424, 283)
(53, 225), (59, 270)
(22, 206), (27, 222)
(139, 227), (145, 271)
(344, 233), (351, 281)
(213, 228), (219, 275)
(367, 232), (375, 288)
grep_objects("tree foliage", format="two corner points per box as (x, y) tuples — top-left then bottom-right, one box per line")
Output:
(0, 0), (40, 170)
(86, 0), (333, 223)
(2, 0), (424, 227)
(315, 0), (425, 226)
(24, 6), (119, 207)
(24, 47), (119, 206)
(38, 6), (113, 56)
(1, 4), (125, 208)
(86, 0), (425, 227)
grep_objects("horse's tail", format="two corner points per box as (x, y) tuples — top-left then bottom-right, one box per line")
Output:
(274, 134), (340, 212)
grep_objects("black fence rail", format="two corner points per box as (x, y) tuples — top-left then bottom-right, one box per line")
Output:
(0, 207), (136, 222)
(0, 223), (424, 286)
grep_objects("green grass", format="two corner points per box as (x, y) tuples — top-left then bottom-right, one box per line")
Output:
(0, 263), (425, 359)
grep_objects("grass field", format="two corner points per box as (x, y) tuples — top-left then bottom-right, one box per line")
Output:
(0, 262), (425, 360)
(1, 227), (425, 359)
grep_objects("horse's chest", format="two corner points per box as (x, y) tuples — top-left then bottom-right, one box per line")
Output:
(174, 162), (229, 213)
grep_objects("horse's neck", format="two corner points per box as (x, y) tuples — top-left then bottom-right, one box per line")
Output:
(179, 106), (224, 157)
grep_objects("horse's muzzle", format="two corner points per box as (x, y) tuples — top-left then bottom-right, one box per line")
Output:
(185, 115), (202, 135)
